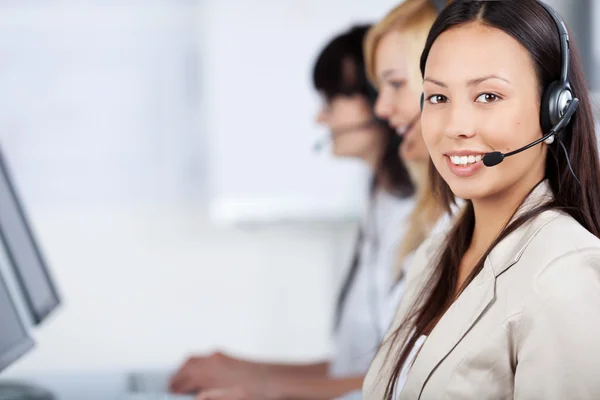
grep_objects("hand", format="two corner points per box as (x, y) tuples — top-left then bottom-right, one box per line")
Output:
(169, 351), (249, 394)
(195, 379), (281, 400)
(195, 386), (249, 400)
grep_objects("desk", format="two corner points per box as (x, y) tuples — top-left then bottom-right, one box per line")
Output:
(0, 371), (193, 400)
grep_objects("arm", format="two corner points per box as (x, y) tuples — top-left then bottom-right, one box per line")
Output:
(514, 249), (600, 399)
(257, 375), (364, 400)
(170, 352), (329, 394)
(196, 376), (364, 400)
(242, 359), (329, 379)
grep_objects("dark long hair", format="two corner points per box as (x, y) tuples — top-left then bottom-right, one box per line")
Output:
(312, 25), (415, 329)
(312, 25), (414, 198)
(382, 1), (600, 398)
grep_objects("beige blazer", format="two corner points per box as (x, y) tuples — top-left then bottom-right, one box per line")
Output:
(363, 181), (600, 399)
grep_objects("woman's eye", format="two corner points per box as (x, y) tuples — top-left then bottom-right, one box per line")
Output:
(428, 94), (448, 104)
(475, 93), (499, 103)
(388, 80), (404, 90)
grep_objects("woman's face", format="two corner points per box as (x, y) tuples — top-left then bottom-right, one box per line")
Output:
(316, 94), (381, 159)
(421, 22), (547, 201)
(374, 30), (429, 163)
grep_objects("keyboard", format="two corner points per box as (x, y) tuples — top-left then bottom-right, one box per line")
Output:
(120, 370), (195, 400)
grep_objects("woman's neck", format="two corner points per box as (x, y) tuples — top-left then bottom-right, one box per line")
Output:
(467, 174), (545, 270)
(470, 194), (524, 256)
(373, 172), (390, 194)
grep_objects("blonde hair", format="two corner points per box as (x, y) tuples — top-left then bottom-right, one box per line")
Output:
(364, 0), (444, 280)
(365, 0), (438, 92)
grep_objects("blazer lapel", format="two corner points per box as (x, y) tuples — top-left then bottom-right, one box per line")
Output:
(400, 261), (496, 399)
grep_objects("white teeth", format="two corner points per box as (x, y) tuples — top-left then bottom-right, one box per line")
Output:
(449, 154), (483, 166)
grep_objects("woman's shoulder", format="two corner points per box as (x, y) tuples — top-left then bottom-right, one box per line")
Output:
(402, 230), (447, 292)
(490, 210), (600, 321)
(401, 204), (462, 287)
(521, 210), (600, 282)
(429, 198), (465, 236)
(514, 213), (600, 371)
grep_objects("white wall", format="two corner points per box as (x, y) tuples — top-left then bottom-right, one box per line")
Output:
(204, 0), (401, 224)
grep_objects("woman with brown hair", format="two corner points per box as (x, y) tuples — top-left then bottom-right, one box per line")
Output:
(364, 1), (600, 398)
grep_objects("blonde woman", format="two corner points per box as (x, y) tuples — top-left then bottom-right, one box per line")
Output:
(364, 0), (453, 334)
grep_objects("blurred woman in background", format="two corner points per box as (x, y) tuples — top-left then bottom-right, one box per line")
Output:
(171, 24), (416, 400)
(364, 0), (452, 328)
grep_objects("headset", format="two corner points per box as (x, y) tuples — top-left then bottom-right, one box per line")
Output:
(419, 0), (579, 169)
(313, 82), (404, 152)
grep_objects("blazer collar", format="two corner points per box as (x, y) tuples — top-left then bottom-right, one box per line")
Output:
(487, 179), (558, 277)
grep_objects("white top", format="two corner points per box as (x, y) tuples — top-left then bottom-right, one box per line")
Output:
(329, 189), (413, 380)
(394, 334), (427, 399)
(329, 192), (460, 400)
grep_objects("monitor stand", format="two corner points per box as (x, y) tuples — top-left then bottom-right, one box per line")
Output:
(0, 381), (55, 400)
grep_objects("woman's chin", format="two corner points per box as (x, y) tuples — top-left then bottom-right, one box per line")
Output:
(443, 176), (488, 202)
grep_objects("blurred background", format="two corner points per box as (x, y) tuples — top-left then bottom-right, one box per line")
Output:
(0, 0), (599, 380)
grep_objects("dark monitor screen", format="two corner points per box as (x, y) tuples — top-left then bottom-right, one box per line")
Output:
(0, 147), (60, 325)
(0, 269), (34, 372)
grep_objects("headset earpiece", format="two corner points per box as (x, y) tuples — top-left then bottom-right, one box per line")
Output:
(537, 0), (577, 134)
(540, 80), (574, 133)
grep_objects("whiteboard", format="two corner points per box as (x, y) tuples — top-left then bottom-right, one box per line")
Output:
(202, 0), (403, 225)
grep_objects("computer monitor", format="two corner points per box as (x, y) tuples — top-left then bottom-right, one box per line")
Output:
(0, 266), (34, 372)
(0, 146), (60, 325)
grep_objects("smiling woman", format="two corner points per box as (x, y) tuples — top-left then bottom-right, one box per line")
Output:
(421, 21), (546, 199)
(363, 1), (600, 399)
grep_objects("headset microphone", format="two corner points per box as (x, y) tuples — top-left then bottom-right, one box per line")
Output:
(482, 98), (578, 167)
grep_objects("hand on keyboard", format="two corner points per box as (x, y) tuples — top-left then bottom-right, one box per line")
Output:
(169, 352), (249, 394)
